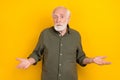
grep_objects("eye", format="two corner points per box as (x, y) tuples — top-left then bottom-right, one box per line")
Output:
(61, 15), (64, 18)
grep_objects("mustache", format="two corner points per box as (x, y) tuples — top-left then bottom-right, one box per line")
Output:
(55, 23), (67, 26)
(55, 24), (63, 26)
(56, 24), (63, 26)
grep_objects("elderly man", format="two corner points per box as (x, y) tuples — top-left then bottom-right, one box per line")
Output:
(17, 6), (111, 80)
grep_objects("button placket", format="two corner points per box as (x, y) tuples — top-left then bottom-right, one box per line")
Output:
(58, 37), (63, 80)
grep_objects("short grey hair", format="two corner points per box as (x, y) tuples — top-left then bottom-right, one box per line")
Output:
(52, 6), (71, 18)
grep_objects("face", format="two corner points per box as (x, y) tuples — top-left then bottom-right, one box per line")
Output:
(52, 8), (70, 31)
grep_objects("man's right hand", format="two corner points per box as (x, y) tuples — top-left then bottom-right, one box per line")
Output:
(16, 58), (35, 69)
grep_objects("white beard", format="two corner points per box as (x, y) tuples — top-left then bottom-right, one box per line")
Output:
(54, 24), (67, 32)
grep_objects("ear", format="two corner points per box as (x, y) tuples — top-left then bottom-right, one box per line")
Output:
(67, 15), (70, 23)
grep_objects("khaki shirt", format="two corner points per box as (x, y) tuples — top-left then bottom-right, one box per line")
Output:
(29, 25), (87, 80)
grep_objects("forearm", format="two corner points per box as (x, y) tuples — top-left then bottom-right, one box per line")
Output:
(83, 57), (94, 64)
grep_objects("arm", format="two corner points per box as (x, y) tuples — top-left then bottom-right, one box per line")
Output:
(76, 32), (111, 66)
(83, 56), (111, 65)
(76, 32), (87, 66)
(16, 32), (44, 69)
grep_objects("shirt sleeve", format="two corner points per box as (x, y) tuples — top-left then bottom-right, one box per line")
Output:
(76, 33), (87, 67)
(28, 32), (44, 65)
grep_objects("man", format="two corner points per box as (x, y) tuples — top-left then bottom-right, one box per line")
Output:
(17, 6), (111, 80)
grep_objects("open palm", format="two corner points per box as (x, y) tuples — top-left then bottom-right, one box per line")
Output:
(93, 56), (111, 65)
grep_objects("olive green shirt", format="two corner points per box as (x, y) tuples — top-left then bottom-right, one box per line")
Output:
(28, 25), (87, 80)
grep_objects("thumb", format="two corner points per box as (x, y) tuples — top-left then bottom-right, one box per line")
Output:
(16, 58), (24, 62)
(100, 56), (107, 59)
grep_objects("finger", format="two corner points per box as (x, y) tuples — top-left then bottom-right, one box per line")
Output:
(23, 64), (29, 69)
(17, 63), (25, 69)
(23, 61), (30, 69)
(103, 61), (112, 65)
(17, 61), (27, 69)
(17, 64), (23, 69)
(22, 60), (31, 69)
(16, 58), (24, 62)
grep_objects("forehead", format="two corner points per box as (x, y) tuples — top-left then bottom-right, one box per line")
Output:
(53, 8), (67, 16)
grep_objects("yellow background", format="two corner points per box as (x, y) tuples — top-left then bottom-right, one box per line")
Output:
(0, 0), (120, 80)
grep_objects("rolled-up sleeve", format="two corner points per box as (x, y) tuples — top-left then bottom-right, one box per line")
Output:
(28, 32), (44, 65)
(76, 33), (87, 67)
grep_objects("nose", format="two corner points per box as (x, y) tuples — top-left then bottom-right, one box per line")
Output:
(56, 17), (61, 23)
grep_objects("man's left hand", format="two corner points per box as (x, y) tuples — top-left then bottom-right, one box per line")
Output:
(93, 56), (111, 65)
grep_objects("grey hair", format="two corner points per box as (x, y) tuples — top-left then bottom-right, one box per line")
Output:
(66, 9), (71, 18)
(52, 6), (71, 18)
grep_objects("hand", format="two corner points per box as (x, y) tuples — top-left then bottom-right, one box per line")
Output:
(16, 58), (33, 69)
(93, 56), (111, 65)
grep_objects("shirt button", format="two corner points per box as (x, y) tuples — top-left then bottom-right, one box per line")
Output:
(60, 53), (63, 56)
(59, 74), (61, 77)
(60, 43), (63, 46)
(59, 64), (62, 66)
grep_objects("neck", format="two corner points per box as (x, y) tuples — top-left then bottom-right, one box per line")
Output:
(59, 28), (67, 36)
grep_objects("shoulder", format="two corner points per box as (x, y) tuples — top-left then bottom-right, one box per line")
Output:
(69, 28), (81, 38)
(40, 26), (53, 34)
(37, 27), (53, 39)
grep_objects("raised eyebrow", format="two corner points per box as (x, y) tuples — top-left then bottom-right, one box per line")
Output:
(60, 14), (65, 17)
(60, 14), (65, 16)
(53, 14), (65, 18)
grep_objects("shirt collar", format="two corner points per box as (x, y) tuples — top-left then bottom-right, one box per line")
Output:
(52, 24), (71, 34)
